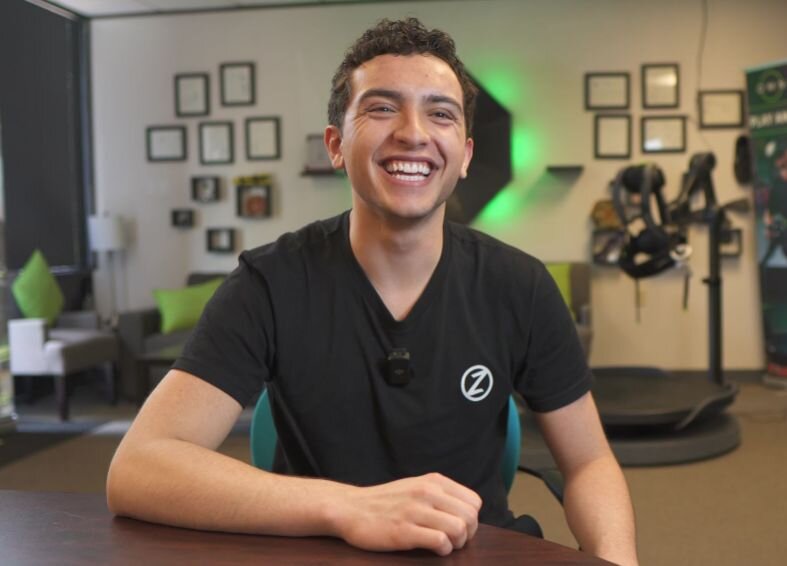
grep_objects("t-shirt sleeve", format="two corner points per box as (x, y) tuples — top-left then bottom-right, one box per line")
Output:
(514, 263), (593, 412)
(172, 254), (273, 407)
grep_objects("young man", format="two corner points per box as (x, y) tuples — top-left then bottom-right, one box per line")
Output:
(107, 18), (638, 565)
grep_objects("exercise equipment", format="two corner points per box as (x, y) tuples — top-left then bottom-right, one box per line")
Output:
(524, 153), (745, 468)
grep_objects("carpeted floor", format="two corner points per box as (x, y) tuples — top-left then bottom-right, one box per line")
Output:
(1, 381), (786, 565)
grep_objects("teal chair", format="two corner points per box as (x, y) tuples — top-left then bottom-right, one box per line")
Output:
(250, 390), (522, 493)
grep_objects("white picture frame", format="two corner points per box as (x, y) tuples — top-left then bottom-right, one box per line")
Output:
(220, 62), (255, 106)
(175, 73), (209, 117)
(199, 121), (234, 165)
(699, 90), (744, 129)
(641, 116), (686, 153)
(585, 72), (630, 110)
(146, 126), (186, 162)
(245, 117), (281, 160)
(594, 114), (631, 159)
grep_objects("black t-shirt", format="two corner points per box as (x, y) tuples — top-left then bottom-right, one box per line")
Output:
(174, 211), (591, 526)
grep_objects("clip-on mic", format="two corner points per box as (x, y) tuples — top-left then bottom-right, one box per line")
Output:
(385, 348), (412, 386)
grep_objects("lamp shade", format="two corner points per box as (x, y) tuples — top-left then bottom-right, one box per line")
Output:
(88, 215), (126, 252)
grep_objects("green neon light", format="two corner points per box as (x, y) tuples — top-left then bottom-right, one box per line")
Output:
(476, 185), (519, 225)
(512, 126), (539, 173)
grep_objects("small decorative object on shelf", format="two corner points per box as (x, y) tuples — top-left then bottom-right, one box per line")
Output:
(206, 228), (236, 253)
(191, 176), (221, 203)
(302, 133), (337, 175)
(235, 174), (273, 219)
(171, 209), (195, 228)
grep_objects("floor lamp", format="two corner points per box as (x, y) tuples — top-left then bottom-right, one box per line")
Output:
(88, 214), (126, 327)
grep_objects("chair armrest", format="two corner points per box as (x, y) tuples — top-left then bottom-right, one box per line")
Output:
(8, 318), (48, 374)
(57, 310), (100, 330)
(520, 465), (565, 505)
(116, 308), (161, 354)
(116, 308), (160, 400)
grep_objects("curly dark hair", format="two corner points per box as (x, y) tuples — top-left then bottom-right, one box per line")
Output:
(328, 18), (477, 136)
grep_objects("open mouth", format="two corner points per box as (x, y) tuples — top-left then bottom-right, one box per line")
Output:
(381, 159), (435, 182)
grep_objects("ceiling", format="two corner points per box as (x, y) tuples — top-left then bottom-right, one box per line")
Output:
(47, 0), (392, 18)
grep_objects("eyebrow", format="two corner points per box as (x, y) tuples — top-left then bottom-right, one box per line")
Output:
(358, 89), (463, 113)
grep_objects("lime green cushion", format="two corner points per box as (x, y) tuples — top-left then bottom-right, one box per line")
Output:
(11, 250), (64, 325)
(153, 277), (223, 334)
(545, 263), (573, 314)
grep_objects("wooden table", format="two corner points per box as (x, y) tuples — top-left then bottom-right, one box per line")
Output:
(0, 490), (613, 565)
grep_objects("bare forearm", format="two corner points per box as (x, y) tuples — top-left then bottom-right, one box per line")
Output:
(563, 456), (638, 566)
(107, 438), (347, 537)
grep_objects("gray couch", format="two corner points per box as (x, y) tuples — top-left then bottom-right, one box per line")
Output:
(116, 272), (226, 400)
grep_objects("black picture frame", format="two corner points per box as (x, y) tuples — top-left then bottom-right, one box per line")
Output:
(245, 117), (281, 160)
(171, 209), (195, 228)
(642, 63), (680, 109)
(698, 89), (745, 129)
(206, 228), (236, 253)
(175, 73), (209, 117)
(199, 121), (234, 165)
(594, 114), (631, 159)
(220, 62), (255, 106)
(584, 72), (630, 110)
(146, 125), (187, 162)
(191, 176), (221, 202)
(236, 183), (273, 218)
(641, 115), (687, 153)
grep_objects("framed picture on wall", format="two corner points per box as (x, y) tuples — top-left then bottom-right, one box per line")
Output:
(594, 114), (631, 159)
(175, 73), (209, 117)
(642, 63), (680, 109)
(220, 62), (255, 106)
(641, 115), (686, 153)
(171, 209), (195, 228)
(206, 228), (236, 253)
(698, 90), (745, 128)
(585, 72), (629, 110)
(245, 117), (281, 160)
(199, 121), (234, 165)
(236, 183), (272, 218)
(191, 176), (221, 202)
(146, 125), (187, 162)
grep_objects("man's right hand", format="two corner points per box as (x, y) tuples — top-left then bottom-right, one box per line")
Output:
(327, 473), (482, 556)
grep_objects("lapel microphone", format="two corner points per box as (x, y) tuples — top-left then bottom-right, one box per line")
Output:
(385, 348), (412, 386)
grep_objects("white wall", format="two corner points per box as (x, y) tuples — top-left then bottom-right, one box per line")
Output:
(91, 0), (787, 370)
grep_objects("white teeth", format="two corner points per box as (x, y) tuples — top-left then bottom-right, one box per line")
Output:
(384, 160), (432, 176)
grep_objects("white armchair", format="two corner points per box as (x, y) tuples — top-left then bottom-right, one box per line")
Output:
(8, 311), (118, 420)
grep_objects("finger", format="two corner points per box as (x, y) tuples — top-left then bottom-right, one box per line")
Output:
(408, 505), (469, 550)
(429, 491), (479, 540)
(398, 523), (454, 556)
(426, 473), (483, 511)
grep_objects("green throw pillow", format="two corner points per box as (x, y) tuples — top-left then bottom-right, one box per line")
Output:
(153, 277), (223, 334)
(11, 249), (64, 325)
(545, 263), (573, 315)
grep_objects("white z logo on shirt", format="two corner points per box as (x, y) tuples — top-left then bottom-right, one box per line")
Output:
(461, 365), (494, 402)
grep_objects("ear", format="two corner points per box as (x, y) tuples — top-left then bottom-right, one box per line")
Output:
(324, 125), (345, 169)
(460, 137), (474, 179)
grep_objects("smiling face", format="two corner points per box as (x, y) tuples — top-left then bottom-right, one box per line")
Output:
(325, 54), (474, 226)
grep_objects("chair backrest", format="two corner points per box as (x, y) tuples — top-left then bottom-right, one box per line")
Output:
(250, 391), (522, 494)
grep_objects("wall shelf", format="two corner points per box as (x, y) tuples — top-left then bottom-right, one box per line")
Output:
(546, 165), (584, 174)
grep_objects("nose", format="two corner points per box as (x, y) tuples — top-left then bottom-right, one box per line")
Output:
(392, 109), (429, 147)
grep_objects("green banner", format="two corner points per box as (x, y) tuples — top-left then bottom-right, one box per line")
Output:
(747, 60), (787, 379)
